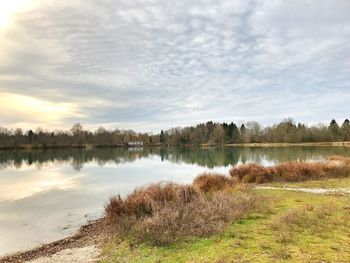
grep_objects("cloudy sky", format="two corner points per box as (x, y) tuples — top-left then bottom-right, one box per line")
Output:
(0, 0), (349, 132)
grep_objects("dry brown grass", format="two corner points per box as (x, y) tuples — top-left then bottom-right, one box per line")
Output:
(229, 156), (350, 183)
(126, 183), (198, 219)
(275, 162), (324, 181)
(328, 155), (350, 166)
(104, 181), (262, 245)
(105, 183), (199, 223)
(229, 164), (276, 183)
(132, 191), (259, 245)
(193, 173), (235, 193)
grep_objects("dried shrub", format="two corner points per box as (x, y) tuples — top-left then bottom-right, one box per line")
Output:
(229, 164), (276, 183)
(104, 182), (262, 245)
(193, 173), (235, 193)
(105, 183), (199, 224)
(229, 156), (350, 183)
(275, 162), (324, 182)
(105, 195), (129, 222)
(328, 155), (350, 166)
(324, 157), (350, 178)
(132, 192), (260, 245)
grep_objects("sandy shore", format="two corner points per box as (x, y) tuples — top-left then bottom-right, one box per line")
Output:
(0, 219), (106, 263)
(26, 246), (100, 263)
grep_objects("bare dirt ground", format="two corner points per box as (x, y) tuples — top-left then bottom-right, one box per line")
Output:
(0, 219), (107, 263)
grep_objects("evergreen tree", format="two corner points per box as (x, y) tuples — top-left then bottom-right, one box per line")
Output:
(240, 124), (247, 143)
(28, 130), (34, 143)
(341, 119), (350, 141)
(329, 119), (340, 140)
(160, 130), (165, 143)
(231, 123), (240, 143)
(240, 124), (246, 133)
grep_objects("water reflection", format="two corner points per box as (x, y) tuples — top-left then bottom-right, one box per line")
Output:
(0, 146), (349, 256)
(1, 146), (350, 170)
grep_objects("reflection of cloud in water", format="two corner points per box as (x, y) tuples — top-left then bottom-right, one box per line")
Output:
(0, 165), (82, 202)
(0, 188), (100, 255)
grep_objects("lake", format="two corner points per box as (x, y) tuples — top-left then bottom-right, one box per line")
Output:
(1, 146), (349, 256)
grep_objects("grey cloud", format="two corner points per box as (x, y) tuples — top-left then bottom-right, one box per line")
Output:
(0, 0), (349, 132)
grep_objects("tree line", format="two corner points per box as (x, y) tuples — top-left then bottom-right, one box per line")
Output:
(0, 119), (349, 149)
(158, 118), (350, 145)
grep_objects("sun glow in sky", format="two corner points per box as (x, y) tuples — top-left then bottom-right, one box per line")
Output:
(0, 92), (83, 127)
(0, 0), (35, 28)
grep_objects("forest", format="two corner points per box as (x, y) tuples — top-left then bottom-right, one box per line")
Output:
(0, 118), (349, 149)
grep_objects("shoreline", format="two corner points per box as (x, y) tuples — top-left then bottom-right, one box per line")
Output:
(224, 141), (350, 147)
(0, 219), (105, 263)
(1, 141), (350, 151)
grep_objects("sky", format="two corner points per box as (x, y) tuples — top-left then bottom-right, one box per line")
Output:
(0, 0), (349, 133)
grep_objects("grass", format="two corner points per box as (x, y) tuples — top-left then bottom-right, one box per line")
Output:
(101, 184), (350, 262)
(100, 159), (350, 262)
(266, 177), (350, 189)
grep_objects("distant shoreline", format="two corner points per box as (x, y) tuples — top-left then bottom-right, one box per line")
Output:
(0, 144), (157, 151)
(1, 141), (350, 151)
(224, 141), (350, 147)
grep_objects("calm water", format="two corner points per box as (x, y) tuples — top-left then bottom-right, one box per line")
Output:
(1, 146), (350, 255)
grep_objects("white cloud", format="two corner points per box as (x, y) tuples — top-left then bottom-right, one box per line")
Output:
(0, 0), (349, 132)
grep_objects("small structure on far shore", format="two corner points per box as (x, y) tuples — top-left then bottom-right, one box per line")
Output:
(128, 141), (143, 147)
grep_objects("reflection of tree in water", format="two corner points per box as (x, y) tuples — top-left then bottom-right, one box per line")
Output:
(161, 147), (240, 168)
(72, 160), (83, 171)
(0, 147), (349, 170)
(0, 148), (153, 170)
(237, 147), (349, 164)
(13, 159), (23, 169)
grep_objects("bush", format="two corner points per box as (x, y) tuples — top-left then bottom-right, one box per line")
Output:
(229, 164), (276, 183)
(229, 157), (350, 183)
(328, 155), (350, 166)
(104, 182), (262, 245)
(193, 173), (235, 193)
(105, 183), (199, 223)
(105, 195), (128, 223)
(275, 162), (324, 182)
(132, 191), (260, 245)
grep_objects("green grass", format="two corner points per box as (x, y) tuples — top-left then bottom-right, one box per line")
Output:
(100, 180), (350, 263)
(265, 177), (350, 189)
